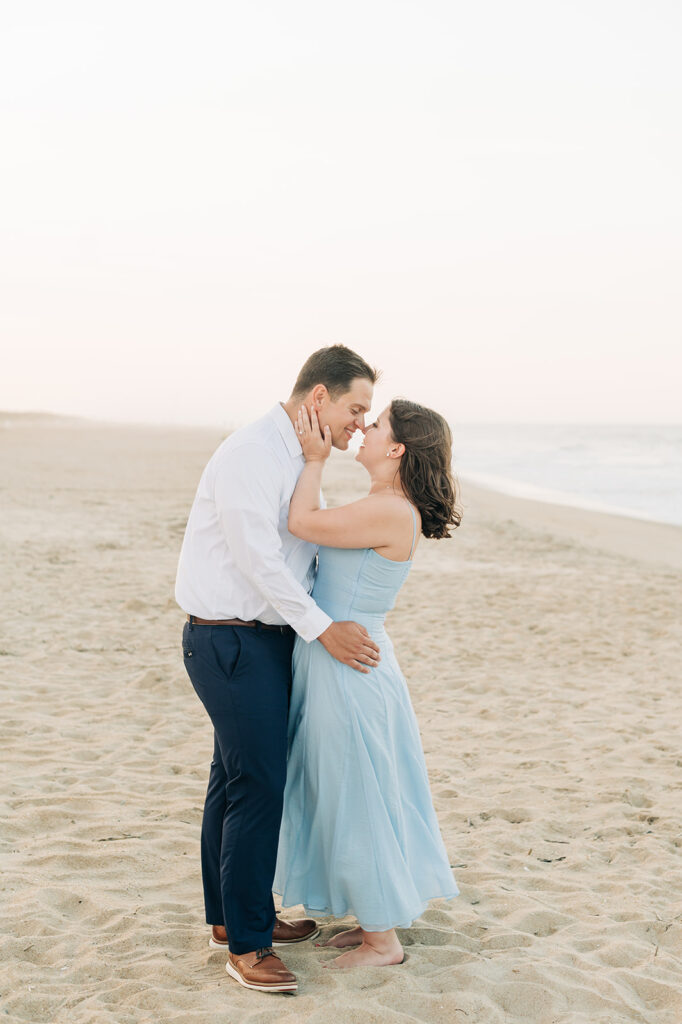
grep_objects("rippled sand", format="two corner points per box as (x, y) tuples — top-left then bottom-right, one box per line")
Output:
(2, 416), (681, 1023)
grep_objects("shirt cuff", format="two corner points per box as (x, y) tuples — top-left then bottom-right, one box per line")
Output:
(296, 606), (333, 644)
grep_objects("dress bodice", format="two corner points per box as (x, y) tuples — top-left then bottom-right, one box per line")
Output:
(312, 546), (412, 626)
(312, 502), (417, 625)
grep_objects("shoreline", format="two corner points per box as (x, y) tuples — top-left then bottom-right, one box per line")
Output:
(459, 469), (681, 530)
(460, 476), (682, 571)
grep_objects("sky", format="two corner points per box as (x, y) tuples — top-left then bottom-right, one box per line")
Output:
(1, 0), (680, 427)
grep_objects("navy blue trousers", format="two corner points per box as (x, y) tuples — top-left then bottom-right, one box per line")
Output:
(182, 619), (295, 955)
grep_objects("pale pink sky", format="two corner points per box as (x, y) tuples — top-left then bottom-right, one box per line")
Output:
(1, 0), (680, 425)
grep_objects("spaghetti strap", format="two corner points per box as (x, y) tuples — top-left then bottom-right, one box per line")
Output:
(407, 502), (418, 560)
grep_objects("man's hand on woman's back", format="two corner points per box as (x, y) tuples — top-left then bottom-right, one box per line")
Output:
(318, 622), (381, 674)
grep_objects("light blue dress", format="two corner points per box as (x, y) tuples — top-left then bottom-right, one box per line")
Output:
(273, 506), (458, 932)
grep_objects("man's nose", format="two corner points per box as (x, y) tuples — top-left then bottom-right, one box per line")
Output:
(356, 416), (366, 431)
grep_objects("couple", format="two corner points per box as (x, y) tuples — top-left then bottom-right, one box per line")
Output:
(175, 345), (461, 994)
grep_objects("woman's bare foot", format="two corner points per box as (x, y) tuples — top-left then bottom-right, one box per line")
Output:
(323, 939), (404, 969)
(322, 928), (404, 969)
(316, 925), (363, 948)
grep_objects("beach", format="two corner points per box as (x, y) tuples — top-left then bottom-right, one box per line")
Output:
(2, 416), (681, 1024)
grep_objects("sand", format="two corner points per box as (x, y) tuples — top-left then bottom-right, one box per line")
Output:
(1, 415), (681, 1024)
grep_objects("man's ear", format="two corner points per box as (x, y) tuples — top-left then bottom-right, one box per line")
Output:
(311, 384), (328, 408)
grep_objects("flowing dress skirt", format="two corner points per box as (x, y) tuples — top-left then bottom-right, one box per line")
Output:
(274, 626), (458, 931)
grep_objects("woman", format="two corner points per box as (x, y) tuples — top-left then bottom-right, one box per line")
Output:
(273, 398), (461, 968)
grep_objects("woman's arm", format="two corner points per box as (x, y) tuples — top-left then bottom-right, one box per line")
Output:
(288, 405), (407, 550)
(289, 466), (394, 548)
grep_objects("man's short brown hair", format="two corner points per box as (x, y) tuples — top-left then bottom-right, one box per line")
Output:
(291, 344), (379, 400)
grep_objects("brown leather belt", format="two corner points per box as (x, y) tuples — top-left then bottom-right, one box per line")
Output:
(187, 615), (292, 634)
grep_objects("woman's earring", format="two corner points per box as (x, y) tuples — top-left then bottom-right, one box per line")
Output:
(386, 451), (390, 456)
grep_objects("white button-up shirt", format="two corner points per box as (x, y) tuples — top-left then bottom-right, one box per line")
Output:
(175, 403), (332, 643)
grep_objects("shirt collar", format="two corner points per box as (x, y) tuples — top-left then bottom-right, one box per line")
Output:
(271, 403), (303, 458)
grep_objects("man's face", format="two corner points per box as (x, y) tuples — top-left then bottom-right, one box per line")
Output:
(317, 377), (374, 450)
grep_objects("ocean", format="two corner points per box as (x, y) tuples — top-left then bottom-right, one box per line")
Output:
(452, 424), (682, 527)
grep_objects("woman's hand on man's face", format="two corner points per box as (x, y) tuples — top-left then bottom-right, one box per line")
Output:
(297, 405), (332, 462)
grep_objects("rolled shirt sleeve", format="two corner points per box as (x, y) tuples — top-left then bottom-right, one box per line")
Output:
(214, 443), (332, 643)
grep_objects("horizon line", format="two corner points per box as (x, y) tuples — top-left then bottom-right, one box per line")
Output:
(2, 409), (681, 430)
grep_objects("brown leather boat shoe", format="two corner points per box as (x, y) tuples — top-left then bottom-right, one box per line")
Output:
(208, 925), (229, 949)
(272, 916), (320, 945)
(226, 947), (297, 993)
(209, 918), (319, 949)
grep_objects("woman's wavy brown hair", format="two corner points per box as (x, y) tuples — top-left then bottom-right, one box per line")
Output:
(388, 399), (462, 539)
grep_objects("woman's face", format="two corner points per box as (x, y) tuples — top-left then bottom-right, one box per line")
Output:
(355, 406), (395, 466)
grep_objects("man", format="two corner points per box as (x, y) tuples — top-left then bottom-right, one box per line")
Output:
(176, 345), (381, 994)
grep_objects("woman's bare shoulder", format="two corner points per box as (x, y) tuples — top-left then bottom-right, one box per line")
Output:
(368, 492), (421, 526)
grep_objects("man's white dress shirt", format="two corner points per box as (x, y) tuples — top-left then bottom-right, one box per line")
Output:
(175, 403), (332, 644)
